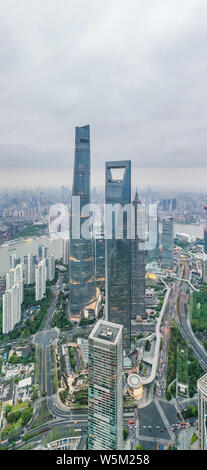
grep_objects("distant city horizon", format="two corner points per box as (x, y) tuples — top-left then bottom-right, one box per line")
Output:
(0, 169), (207, 194)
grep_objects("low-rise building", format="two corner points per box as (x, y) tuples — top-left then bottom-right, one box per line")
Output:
(1, 382), (14, 406)
(46, 436), (81, 450)
(77, 338), (88, 366)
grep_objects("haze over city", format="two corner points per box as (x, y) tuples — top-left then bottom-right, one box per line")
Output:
(1, 0), (207, 460)
(1, 0), (207, 189)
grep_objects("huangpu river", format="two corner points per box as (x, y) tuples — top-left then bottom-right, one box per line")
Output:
(0, 236), (63, 276)
(0, 223), (204, 276)
(173, 223), (204, 238)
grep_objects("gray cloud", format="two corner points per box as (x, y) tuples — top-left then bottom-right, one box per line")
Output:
(0, 0), (207, 189)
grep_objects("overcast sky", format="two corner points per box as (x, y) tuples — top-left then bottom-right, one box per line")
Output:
(1, 0), (207, 191)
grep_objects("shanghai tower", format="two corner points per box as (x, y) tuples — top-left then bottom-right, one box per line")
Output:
(69, 125), (96, 320)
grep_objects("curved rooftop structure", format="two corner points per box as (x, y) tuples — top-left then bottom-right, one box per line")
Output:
(127, 373), (142, 390)
(127, 373), (143, 400)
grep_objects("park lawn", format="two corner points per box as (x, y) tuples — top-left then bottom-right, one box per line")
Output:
(177, 346), (188, 384)
(12, 401), (30, 412)
(31, 399), (53, 429)
(192, 286), (207, 332)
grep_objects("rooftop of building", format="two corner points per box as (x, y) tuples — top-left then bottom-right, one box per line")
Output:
(3, 382), (13, 402)
(127, 373), (142, 389)
(89, 319), (122, 344)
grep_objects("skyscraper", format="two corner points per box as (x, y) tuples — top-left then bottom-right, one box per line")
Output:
(88, 320), (123, 450)
(24, 254), (37, 285)
(14, 264), (24, 303)
(6, 269), (15, 290)
(35, 260), (47, 301)
(38, 244), (48, 261)
(6, 264), (24, 303)
(9, 253), (17, 269)
(46, 255), (55, 281)
(147, 203), (160, 263)
(161, 217), (174, 269)
(197, 374), (207, 449)
(105, 161), (131, 350)
(131, 191), (146, 320)
(172, 198), (177, 210)
(63, 238), (69, 266)
(69, 125), (96, 319)
(94, 229), (105, 289)
(3, 283), (22, 334)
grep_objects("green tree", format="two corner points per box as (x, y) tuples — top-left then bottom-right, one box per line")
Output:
(123, 428), (129, 440)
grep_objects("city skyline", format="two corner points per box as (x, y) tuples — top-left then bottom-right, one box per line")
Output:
(1, 0), (207, 456)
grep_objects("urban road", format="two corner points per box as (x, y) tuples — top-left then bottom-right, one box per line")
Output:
(179, 289), (207, 370)
(47, 398), (133, 426)
(30, 258), (207, 436)
(156, 262), (185, 397)
(177, 260), (207, 371)
(156, 260), (207, 398)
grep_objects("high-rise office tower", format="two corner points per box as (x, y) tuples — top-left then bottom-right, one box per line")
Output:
(172, 198), (177, 210)
(3, 283), (22, 334)
(38, 244), (48, 260)
(69, 125), (96, 319)
(24, 254), (37, 285)
(94, 229), (105, 289)
(131, 191), (146, 320)
(35, 260), (47, 301)
(161, 217), (174, 269)
(63, 238), (69, 265)
(197, 374), (207, 449)
(147, 203), (160, 263)
(105, 161), (131, 350)
(88, 320), (123, 450)
(46, 255), (55, 281)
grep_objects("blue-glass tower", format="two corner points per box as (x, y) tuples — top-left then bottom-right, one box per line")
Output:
(69, 125), (96, 319)
(161, 217), (174, 269)
(105, 161), (131, 351)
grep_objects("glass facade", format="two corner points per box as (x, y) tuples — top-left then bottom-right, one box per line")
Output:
(95, 230), (105, 288)
(131, 191), (146, 319)
(69, 125), (96, 318)
(105, 161), (131, 351)
(147, 206), (160, 263)
(88, 320), (123, 450)
(161, 217), (174, 269)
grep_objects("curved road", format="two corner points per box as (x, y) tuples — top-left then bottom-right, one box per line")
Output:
(179, 290), (207, 371)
